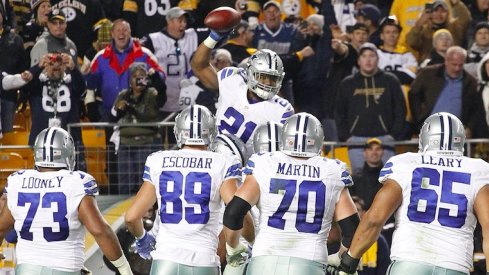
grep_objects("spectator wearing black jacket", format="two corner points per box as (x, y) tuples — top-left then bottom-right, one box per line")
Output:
(0, 7), (29, 134)
(335, 42), (406, 175)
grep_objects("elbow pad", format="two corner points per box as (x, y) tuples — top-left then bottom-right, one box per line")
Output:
(337, 213), (360, 248)
(223, 196), (251, 230)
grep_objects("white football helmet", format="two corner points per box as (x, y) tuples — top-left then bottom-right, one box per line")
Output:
(246, 49), (284, 100)
(211, 134), (247, 165)
(174, 105), (216, 148)
(281, 113), (324, 158)
(253, 122), (283, 154)
(34, 127), (76, 170)
(419, 112), (465, 155)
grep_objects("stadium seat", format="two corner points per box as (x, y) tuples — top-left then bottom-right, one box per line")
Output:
(82, 128), (108, 185)
(327, 146), (352, 172)
(0, 131), (34, 169)
(0, 152), (27, 190)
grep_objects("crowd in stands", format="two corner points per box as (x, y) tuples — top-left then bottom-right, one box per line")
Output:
(0, 0), (486, 177)
(0, 0), (489, 273)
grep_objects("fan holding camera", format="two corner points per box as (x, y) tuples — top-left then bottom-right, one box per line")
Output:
(110, 62), (164, 195)
(22, 51), (87, 169)
(405, 0), (471, 62)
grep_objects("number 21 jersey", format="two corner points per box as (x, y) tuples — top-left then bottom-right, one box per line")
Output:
(380, 152), (489, 273)
(216, 67), (294, 158)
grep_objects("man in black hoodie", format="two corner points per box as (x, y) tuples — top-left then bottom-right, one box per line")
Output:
(335, 42), (406, 175)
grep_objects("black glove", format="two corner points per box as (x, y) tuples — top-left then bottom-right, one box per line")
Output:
(339, 252), (360, 274)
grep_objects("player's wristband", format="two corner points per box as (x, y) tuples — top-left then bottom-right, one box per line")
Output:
(136, 231), (147, 240)
(110, 255), (132, 275)
(226, 242), (246, 255)
(203, 36), (219, 49)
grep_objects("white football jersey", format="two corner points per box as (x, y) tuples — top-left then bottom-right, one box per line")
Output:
(244, 152), (353, 264)
(379, 152), (489, 273)
(216, 67), (294, 159)
(142, 149), (241, 267)
(5, 169), (98, 272)
(377, 48), (417, 80)
(149, 29), (198, 112)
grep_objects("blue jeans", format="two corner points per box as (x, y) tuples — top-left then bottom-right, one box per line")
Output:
(1, 99), (16, 133)
(117, 144), (154, 194)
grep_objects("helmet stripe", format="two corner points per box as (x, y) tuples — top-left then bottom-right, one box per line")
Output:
(197, 106), (202, 139)
(267, 122), (272, 152)
(42, 128), (50, 162)
(43, 128), (57, 163)
(218, 135), (244, 165)
(439, 116), (445, 150)
(190, 105), (194, 138)
(267, 52), (272, 69)
(294, 115), (301, 151)
(273, 123), (280, 151)
(447, 115), (453, 150)
(301, 116), (309, 152)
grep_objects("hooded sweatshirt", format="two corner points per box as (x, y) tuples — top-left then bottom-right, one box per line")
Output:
(335, 69), (407, 141)
(476, 51), (489, 126)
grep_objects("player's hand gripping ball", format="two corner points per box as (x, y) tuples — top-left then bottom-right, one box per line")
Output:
(204, 7), (242, 33)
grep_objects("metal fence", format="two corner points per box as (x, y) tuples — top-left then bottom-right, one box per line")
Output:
(2, 120), (489, 195)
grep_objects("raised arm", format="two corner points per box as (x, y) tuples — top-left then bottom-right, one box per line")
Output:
(190, 32), (223, 92)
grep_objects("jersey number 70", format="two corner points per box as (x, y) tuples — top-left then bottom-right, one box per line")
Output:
(268, 178), (326, 233)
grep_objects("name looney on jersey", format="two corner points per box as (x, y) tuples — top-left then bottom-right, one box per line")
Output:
(162, 157), (213, 169)
(421, 155), (462, 168)
(22, 176), (64, 189)
(276, 162), (320, 178)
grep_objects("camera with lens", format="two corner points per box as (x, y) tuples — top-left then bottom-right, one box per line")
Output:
(48, 53), (63, 64)
(135, 77), (148, 87)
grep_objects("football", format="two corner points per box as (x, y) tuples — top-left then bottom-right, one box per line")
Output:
(204, 7), (241, 33)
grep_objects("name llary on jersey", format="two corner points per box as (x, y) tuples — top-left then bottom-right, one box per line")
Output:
(421, 155), (462, 168)
(276, 162), (320, 178)
(162, 156), (213, 169)
(21, 176), (64, 189)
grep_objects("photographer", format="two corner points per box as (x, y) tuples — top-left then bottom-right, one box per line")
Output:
(406, 0), (471, 62)
(110, 62), (163, 195)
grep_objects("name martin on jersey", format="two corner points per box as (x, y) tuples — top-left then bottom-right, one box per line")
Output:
(421, 155), (462, 168)
(276, 162), (320, 178)
(162, 156), (213, 169)
(21, 176), (64, 189)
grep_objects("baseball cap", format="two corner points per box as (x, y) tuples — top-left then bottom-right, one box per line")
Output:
(356, 4), (381, 26)
(358, 42), (378, 56)
(48, 9), (66, 22)
(348, 22), (369, 34)
(365, 137), (383, 148)
(166, 7), (188, 21)
(433, 0), (449, 10)
(379, 15), (402, 32)
(263, 0), (281, 11)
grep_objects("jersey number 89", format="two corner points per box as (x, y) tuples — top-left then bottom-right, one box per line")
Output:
(159, 171), (211, 224)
